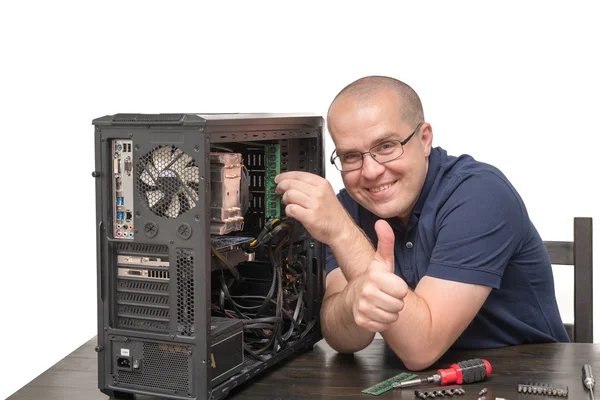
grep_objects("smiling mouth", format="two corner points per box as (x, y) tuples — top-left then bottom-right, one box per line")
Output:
(368, 181), (396, 193)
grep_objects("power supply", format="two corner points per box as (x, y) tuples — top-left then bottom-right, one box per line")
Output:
(92, 113), (325, 399)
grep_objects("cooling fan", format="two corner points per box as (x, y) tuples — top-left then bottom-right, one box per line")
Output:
(137, 145), (200, 219)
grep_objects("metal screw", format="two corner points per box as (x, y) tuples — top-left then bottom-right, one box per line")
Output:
(479, 388), (488, 396)
(194, 145), (200, 152)
(94, 345), (103, 352)
(91, 171), (100, 177)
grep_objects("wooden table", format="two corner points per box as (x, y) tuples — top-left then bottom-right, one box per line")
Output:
(8, 337), (598, 399)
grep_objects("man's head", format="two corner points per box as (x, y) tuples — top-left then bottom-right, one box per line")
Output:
(327, 76), (433, 222)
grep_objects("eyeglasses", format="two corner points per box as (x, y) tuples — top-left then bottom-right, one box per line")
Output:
(330, 122), (423, 172)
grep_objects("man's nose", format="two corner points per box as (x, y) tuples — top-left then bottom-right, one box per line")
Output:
(361, 153), (385, 179)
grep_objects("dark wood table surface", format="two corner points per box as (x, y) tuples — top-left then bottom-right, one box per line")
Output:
(8, 336), (599, 400)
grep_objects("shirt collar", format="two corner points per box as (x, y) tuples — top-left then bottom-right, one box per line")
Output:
(413, 146), (441, 215)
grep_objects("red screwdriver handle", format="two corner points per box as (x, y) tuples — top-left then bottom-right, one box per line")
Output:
(438, 358), (492, 385)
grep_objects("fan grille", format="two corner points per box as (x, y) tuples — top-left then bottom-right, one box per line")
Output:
(137, 145), (200, 219)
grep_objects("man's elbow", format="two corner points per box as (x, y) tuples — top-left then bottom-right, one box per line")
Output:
(389, 343), (444, 371)
(402, 356), (439, 372)
(323, 334), (371, 354)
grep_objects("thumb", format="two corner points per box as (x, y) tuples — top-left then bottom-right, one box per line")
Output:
(374, 219), (395, 273)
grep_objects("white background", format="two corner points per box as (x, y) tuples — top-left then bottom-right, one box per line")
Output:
(1, 1), (598, 398)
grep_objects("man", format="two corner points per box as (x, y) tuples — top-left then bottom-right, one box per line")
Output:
(274, 76), (569, 371)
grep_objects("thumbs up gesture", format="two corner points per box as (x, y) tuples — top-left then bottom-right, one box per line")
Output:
(348, 220), (409, 333)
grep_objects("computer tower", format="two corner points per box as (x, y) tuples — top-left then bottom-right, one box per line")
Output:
(92, 113), (325, 400)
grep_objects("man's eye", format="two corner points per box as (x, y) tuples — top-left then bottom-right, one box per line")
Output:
(375, 141), (399, 153)
(341, 153), (360, 162)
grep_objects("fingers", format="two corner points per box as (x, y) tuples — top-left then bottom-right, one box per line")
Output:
(367, 289), (406, 313)
(280, 187), (314, 210)
(362, 304), (400, 324)
(374, 219), (395, 273)
(373, 272), (408, 300)
(360, 320), (391, 333)
(274, 171), (322, 185)
(354, 300), (400, 332)
(356, 316), (394, 333)
(275, 179), (317, 207)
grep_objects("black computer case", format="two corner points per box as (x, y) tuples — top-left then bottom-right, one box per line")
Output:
(92, 113), (325, 400)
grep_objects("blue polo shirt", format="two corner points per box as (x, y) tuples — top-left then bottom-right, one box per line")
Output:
(326, 146), (570, 348)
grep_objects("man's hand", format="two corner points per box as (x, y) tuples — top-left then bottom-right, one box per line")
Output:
(275, 171), (351, 245)
(346, 220), (408, 333)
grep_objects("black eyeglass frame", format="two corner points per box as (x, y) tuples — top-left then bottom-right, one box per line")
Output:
(329, 122), (424, 172)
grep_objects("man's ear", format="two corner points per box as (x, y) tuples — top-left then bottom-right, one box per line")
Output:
(420, 122), (433, 157)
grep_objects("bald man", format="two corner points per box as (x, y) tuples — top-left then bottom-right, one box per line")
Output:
(275, 76), (569, 370)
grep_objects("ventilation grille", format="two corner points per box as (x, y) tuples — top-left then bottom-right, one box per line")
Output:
(115, 341), (191, 393)
(280, 140), (290, 173)
(117, 279), (168, 294)
(136, 145), (200, 219)
(116, 243), (169, 255)
(118, 292), (169, 307)
(177, 249), (195, 336)
(118, 305), (170, 321)
(117, 318), (169, 333)
(113, 113), (183, 122)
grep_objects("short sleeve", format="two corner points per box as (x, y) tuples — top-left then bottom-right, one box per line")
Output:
(427, 171), (525, 289)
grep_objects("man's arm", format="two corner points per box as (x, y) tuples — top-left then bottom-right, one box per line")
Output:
(379, 172), (525, 370)
(381, 278), (491, 370)
(275, 172), (408, 352)
(275, 171), (376, 281)
(320, 269), (375, 353)
(326, 216), (493, 370)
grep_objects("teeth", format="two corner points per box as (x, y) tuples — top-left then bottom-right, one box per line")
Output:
(369, 183), (393, 193)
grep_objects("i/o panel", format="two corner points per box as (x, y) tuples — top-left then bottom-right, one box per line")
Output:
(112, 140), (134, 239)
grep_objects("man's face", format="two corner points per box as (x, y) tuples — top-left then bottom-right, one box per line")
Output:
(328, 89), (432, 221)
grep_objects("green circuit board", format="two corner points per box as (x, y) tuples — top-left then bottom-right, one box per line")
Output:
(362, 372), (418, 395)
(264, 144), (281, 218)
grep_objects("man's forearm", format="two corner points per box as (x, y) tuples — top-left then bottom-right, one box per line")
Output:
(380, 290), (437, 370)
(328, 215), (376, 281)
(320, 286), (375, 353)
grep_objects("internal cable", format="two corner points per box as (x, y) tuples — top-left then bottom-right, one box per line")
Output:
(211, 245), (241, 281)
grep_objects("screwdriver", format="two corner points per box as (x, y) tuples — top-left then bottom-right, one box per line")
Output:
(393, 358), (492, 389)
(582, 364), (595, 400)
